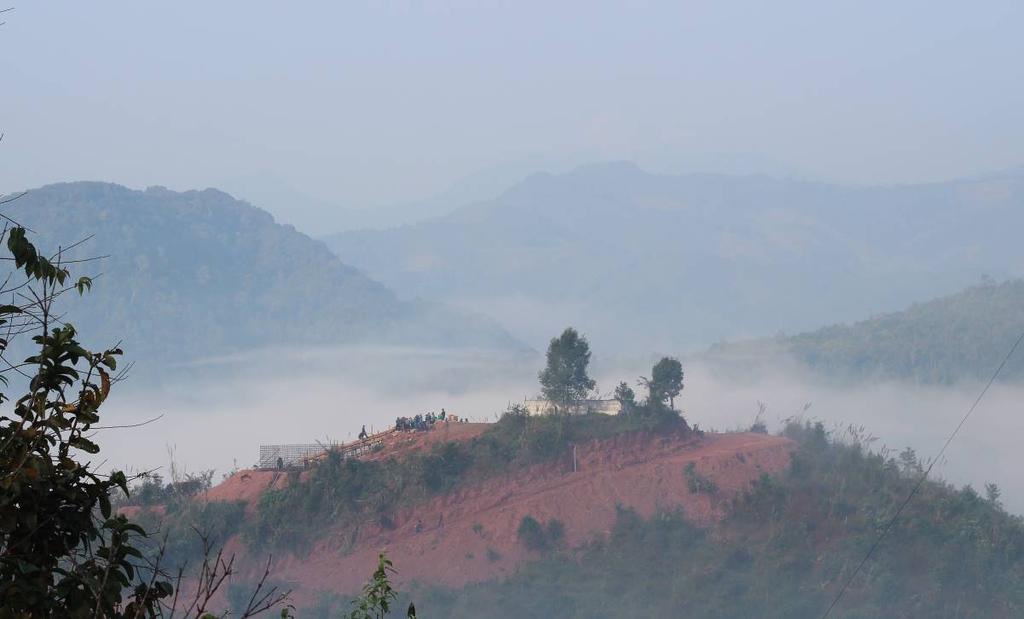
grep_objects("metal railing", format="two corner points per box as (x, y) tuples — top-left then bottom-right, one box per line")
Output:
(257, 443), (333, 469)
(257, 428), (398, 469)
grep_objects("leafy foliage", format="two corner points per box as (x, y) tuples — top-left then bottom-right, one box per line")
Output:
(642, 356), (684, 410)
(347, 554), (416, 619)
(608, 357), (690, 428)
(121, 470), (215, 507)
(538, 327), (596, 409)
(612, 381), (636, 413)
(683, 462), (718, 495)
(0, 224), (173, 615)
(516, 516), (547, 552)
(0, 214), (289, 616)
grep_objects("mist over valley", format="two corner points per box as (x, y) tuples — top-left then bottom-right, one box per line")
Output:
(4, 3), (1024, 616)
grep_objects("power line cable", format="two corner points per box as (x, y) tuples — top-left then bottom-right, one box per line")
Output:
(820, 329), (1024, 619)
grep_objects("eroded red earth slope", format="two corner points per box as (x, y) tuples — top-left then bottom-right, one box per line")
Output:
(202, 426), (793, 604)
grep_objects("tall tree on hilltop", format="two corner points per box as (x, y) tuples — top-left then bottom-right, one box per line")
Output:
(643, 357), (684, 409)
(539, 327), (596, 411)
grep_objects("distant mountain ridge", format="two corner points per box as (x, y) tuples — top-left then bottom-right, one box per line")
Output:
(5, 182), (525, 369)
(324, 162), (1024, 354)
(704, 279), (1024, 384)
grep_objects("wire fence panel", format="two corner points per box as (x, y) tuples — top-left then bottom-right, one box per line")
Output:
(258, 428), (398, 469)
(258, 444), (330, 469)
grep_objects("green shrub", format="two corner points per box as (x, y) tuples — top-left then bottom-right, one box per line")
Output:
(421, 441), (474, 492)
(517, 516), (548, 551)
(683, 462), (718, 494)
(123, 470), (215, 508)
(517, 516), (566, 552)
(546, 519), (566, 546)
(133, 499), (247, 571)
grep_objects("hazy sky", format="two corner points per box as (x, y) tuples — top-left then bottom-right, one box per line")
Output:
(2, 1), (1023, 232)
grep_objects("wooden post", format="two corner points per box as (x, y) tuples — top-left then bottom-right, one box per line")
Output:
(573, 444), (577, 473)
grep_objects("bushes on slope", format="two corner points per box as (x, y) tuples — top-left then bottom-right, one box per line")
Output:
(410, 421), (1024, 619)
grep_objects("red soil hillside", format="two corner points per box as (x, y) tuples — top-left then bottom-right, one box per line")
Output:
(211, 429), (794, 605)
(359, 421), (490, 462)
(201, 468), (290, 509)
(204, 423), (490, 507)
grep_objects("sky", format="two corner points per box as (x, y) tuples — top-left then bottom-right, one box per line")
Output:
(2, 1), (1024, 233)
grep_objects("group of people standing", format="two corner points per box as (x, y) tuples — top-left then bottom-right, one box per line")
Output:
(395, 408), (449, 431)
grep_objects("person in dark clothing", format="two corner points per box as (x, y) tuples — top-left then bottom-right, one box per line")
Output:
(359, 425), (368, 440)
(415, 519), (423, 533)
(440, 408), (446, 421)
(276, 456), (284, 470)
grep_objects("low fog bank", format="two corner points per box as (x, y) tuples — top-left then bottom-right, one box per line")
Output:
(97, 346), (542, 480)
(127, 345), (540, 396)
(683, 361), (1024, 513)
(95, 350), (1024, 514)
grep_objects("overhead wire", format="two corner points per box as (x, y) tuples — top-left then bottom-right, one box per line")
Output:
(820, 329), (1024, 618)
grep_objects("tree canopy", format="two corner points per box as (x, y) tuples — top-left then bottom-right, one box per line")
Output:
(644, 357), (684, 409)
(613, 381), (637, 413)
(538, 327), (596, 410)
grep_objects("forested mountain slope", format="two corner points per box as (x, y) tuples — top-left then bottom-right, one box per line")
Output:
(705, 279), (1024, 383)
(5, 182), (523, 367)
(325, 163), (1024, 353)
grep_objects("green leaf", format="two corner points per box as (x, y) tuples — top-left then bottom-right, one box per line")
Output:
(75, 276), (93, 295)
(99, 494), (111, 519)
(69, 436), (100, 454)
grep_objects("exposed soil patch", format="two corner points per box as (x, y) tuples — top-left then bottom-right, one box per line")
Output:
(202, 469), (290, 505)
(212, 429), (793, 605)
(361, 422), (490, 462)
(202, 422), (490, 509)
